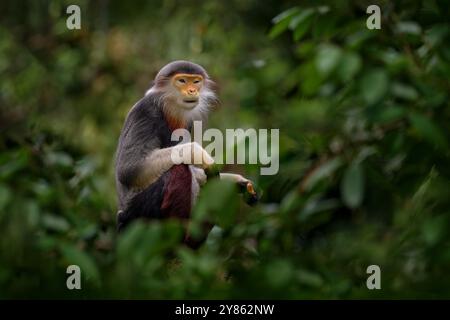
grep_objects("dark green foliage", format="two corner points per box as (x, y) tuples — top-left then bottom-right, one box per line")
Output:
(0, 0), (449, 298)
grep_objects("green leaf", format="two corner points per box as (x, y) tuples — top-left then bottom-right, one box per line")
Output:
(265, 259), (293, 288)
(301, 197), (340, 221)
(424, 24), (450, 48)
(45, 151), (73, 168)
(315, 45), (342, 77)
(297, 269), (324, 287)
(361, 69), (389, 105)
(299, 61), (322, 95)
(341, 162), (364, 209)
(193, 179), (238, 228)
(41, 214), (70, 232)
(293, 18), (313, 41)
(0, 183), (11, 212)
(303, 157), (343, 191)
(60, 244), (100, 284)
(289, 9), (314, 41)
(280, 190), (301, 213)
(395, 21), (422, 35)
(373, 105), (406, 124)
(269, 7), (300, 39)
(117, 222), (182, 261)
(0, 149), (29, 180)
(408, 112), (448, 150)
(412, 167), (438, 208)
(117, 223), (146, 258)
(337, 52), (361, 82)
(289, 9), (314, 30)
(422, 215), (447, 246)
(392, 83), (418, 101)
(272, 7), (300, 24)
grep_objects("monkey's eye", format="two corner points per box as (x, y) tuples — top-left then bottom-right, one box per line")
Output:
(178, 78), (186, 84)
(193, 79), (201, 84)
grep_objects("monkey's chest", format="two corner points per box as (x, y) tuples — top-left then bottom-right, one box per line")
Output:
(160, 164), (193, 219)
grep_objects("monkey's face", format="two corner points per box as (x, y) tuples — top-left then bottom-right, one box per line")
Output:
(170, 73), (204, 109)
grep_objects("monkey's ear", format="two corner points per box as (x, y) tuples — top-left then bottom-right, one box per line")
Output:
(205, 78), (219, 93)
(144, 80), (156, 96)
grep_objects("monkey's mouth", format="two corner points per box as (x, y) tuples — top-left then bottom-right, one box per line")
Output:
(183, 98), (198, 104)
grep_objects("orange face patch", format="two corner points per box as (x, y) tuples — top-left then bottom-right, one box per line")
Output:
(172, 73), (204, 98)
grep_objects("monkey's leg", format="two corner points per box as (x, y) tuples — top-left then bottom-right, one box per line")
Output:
(117, 175), (166, 231)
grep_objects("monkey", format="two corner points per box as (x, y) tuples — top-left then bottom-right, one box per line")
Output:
(115, 60), (257, 248)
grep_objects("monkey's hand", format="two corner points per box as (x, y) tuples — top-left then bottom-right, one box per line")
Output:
(173, 142), (214, 169)
(219, 173), (259, 205)
(191, 166), (207, 186)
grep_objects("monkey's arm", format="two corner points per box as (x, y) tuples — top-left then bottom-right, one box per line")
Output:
(219, 173), (259, 205)
(116, 108), (165, 190)
(133, 147), (174, 189)
(119, 140), (214, 190)
(219, 172), (249, 184)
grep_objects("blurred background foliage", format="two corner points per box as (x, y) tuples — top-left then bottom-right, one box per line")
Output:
(1, 0), (449, 298)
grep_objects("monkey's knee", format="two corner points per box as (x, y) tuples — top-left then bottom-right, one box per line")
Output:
(117, 209), (141, 232)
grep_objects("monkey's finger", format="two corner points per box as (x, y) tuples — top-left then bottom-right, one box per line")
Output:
(246, 181), (256, 195)
(220, 173), (248, 184)
(201, 152), (215, 169)
(192, 167), (207, 185)
(241, 181), (259, 206)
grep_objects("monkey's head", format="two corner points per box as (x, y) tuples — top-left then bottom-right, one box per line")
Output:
(147, 61), (217, 125)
